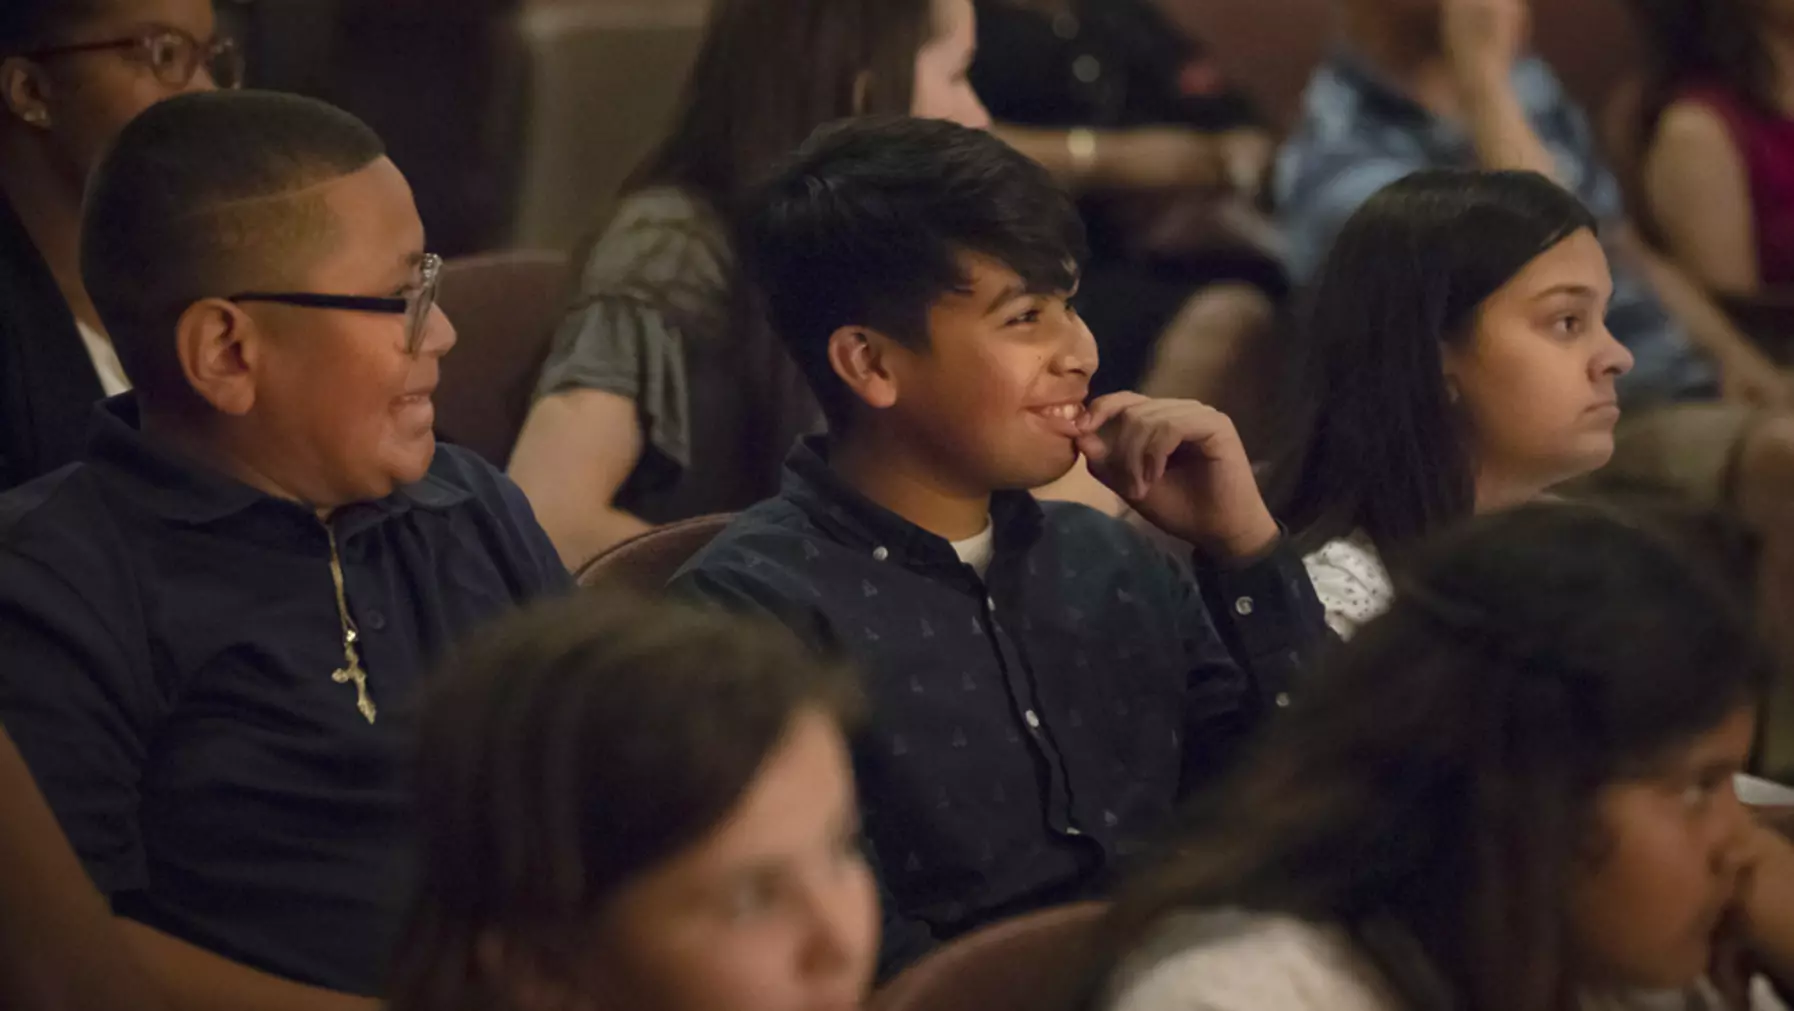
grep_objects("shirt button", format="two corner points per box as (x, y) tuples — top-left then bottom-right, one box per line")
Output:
(1025, 710), (1042, 730)
(1073, 54), (1102, 83)
(1234, 596), (1255, 616)
(872, 546), (889, 562)
(1065, 826), (1083, 837)
(365, 610), (387, 632)
(1275, 692), (1291, 709)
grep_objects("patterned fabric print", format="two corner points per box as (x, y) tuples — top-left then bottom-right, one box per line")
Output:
(1274, 54), (1715, 404)
(1303, 530), (1392, 640)
(673, 437), (1325, 975)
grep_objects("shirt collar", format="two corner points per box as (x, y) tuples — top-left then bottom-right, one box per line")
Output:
(781, 436), (1045, 570)
(86, 395), (472, 527)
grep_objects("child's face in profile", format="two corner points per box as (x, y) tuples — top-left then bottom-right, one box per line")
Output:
(1441, 227), (1632, 503)
(578, 708), (878, 1011)
(875, 252), (1099, 495)
(1567, 705), (1757, 990)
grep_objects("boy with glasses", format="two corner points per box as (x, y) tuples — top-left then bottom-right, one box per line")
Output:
(0, 90), (567, 1010)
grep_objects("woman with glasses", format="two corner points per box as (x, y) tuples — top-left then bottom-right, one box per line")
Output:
(0, 0), (240, 492)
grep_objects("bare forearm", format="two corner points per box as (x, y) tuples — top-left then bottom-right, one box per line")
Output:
(545, 506), (654, 573)
(1457, 71), (1562, 181)
(120, 921), (379, 1011)
(507, 392), (655, 569)
(0, 730), (160, 1011)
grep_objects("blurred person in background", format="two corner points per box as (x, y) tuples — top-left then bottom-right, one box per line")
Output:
(1631, 0), (1794, 296)
(507, 0), (992, 570)
(1281, 170), (1633, 638)
(1096, 504), (1794, 1011)
(0, 0), (239, 492)
(972, 0), (1287, 448)
(390, 593), (876, 1011)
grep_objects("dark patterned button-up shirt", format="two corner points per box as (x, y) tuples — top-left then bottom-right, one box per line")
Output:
(672, 438), (1325, 975)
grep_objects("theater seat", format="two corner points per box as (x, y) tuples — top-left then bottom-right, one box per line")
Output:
(511, 0), (707, 248)
(574, 513), (735, 591)
(433, 249), (571, 468)
(869, 903), (1109, 1011)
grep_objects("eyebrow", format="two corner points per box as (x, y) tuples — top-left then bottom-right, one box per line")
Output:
(983, 281), (1028, 317)
(1530, 284), (1600, 302)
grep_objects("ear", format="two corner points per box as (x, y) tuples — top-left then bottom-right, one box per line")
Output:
(826, 325), (903, 414)
(1, 57), (53, 129)
(175, 298), (260, 416)
(852, 70), (873, 116)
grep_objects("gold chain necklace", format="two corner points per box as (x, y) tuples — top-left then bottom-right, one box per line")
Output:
(325, 526), (377, 724)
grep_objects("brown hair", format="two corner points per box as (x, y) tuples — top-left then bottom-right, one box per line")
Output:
(625, 0), (939, 213)
(1092, 504), (1770, 1011)
(387, 592), (864, 1011)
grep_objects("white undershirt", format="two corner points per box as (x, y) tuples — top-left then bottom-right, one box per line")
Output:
(75, 319), (131, 397)
(951, 519), (996, 579)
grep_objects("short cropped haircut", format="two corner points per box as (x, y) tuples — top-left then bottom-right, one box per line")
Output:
(740, 116), (1088, 427)
(80, 90), (386, 403)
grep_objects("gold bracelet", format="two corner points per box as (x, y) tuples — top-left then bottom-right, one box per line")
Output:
(1066, 127), (1099, 182)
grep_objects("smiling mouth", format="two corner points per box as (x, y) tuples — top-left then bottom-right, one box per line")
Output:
(1028, 402), (1088, 438)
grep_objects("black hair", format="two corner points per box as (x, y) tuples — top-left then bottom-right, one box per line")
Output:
(1276, 169), (1598, 556)
(79, 89), (386, 404)
(388, 591), (865, 1011)
(1094, 503), (1771, 1011)
(0, 0), (106, 55)
(1629, 0), (1780, 140)
(740, 114), (1087, 428)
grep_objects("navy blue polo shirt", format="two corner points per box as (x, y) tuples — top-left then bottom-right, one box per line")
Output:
(672, 438), (1325, 976)
(0, 397), (569, 995)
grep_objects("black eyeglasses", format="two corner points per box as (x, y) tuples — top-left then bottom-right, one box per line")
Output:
(230, 254), (445, 356)
(25, 25), (244, 91)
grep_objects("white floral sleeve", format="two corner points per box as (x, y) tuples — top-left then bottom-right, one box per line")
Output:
(1302, 533), (1393, 640)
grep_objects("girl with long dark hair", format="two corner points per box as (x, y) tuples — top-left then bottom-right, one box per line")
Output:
(508, 0), (990, 569)
(1095, 504), (1794, 1011)
(1278, 169), (1634, 637)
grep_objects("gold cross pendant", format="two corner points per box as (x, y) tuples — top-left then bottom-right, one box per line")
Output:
(332, 663), (378, 724)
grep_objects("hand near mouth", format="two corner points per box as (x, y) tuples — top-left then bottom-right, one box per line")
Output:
(1717, 823), (1794, 1001)
(1074, 392), (1279, 562)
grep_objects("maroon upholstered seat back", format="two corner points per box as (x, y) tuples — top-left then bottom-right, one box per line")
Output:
(869, 903), (1109, 1011)
(574, 513), (736, 592)
(432, 249), (571, 468)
